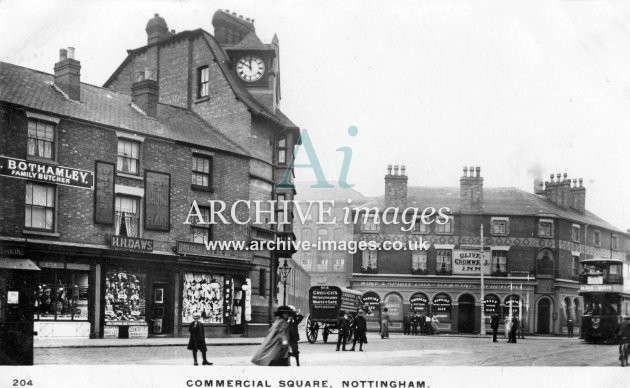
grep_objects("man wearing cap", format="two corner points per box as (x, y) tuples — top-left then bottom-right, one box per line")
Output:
(187, 312), (212, 366)
(617, 316), (630, 365)
(336, 310), (350, 351)
(288, 306), (304, 366)
(350, 309), (367, 351)
(251, 305), (292, 366)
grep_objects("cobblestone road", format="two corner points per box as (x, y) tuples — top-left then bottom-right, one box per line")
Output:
(34, 333), (623, 366)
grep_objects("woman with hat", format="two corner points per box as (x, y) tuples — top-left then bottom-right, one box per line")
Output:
(251, 305), (292, 366)
(188, 312), (212, 366)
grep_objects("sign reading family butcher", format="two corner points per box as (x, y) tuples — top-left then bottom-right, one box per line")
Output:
(144, 171), (170, 231)
(452, 249), (491, 275)
(0, 156), (93, 189)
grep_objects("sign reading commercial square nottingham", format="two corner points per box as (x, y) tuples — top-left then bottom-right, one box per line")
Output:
(0, 155), (94, 189)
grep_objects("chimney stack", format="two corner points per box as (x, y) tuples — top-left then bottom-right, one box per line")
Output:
(131, 68), (159, 118)
(570, 177), (586, 213)
(384, 164), (408, 209)
(146, 14), (169, 45)
(460, 165), (483, 213)
(212, 9), (256, 45)
(54, 47), (81, 101)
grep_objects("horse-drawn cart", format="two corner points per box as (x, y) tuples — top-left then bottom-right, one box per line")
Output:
(305, 286), (363, 344)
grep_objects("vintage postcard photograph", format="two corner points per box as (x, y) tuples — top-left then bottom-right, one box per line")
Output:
(1, 0), (630, 387)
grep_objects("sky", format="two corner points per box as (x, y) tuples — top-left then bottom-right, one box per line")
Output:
(2, 0), (630, 230)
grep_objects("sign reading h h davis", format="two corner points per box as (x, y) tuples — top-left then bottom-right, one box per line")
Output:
(0, 156), (94, 189)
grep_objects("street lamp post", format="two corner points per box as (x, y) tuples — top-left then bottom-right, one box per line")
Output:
(279, 258), (292, 306)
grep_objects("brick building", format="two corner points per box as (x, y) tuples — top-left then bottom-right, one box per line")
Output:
(293, 183), (368, 288)
(0, 10), (300, 340)
(351, 165), (630, 335)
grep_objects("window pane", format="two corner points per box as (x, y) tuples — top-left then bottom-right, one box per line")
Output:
(31, 208), (46, 228)
(32, 184), (48, 206)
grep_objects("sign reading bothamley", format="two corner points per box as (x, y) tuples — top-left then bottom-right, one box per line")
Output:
(0, 155), (94, 189)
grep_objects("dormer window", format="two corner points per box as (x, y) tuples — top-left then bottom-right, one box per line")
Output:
(197, 66), (209, 98)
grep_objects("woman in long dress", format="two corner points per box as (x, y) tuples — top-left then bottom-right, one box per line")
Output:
(381, 307), (391, 339)
(251, 306), (292, 366)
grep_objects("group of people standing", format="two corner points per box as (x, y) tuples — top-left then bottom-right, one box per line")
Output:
(489, 313), (525, 343)
(401, 311), (440, 336)
(335, 309), (368, 351)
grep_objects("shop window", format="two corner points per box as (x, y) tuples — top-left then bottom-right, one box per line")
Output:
(25, 182), (55, 231)
(594, 230), (601, 247)
(197, 66), (210, 98)
(572, 224), (581, 243)
(538, 219), (554, 238)
(190, 206), (212, 243)
(436, 249), (452, 273)
(612, 234), (619, 251)
(104, 269), (146, 324)
(34, 266), (89, 321)
(191, 154), (212, 190)
(182, 273), (224, 324)
(115, 195), (139, 237)
(362, 249), (378, 271)
(483, 295), (501, 319)
(503, 295), (521, 318)
(491, 250), (507, 275)
(117, 138), (140, 175)
(361, 215), (380, 232)
(27, 119), (55, 160)
(491, 217), (509, 236)
(277, 137), (287, 165)
(435, 216), (453, 234)
(432, 293), (452, 323)
(413, 218), (429, 234)
(412, 250), (428, 272)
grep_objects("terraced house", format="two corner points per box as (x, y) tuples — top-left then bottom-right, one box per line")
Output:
(0, 10), (301, 346)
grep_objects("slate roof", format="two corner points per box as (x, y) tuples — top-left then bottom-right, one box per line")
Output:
(294, 182), (368, 203)
(0, 61), (248, 157)
(358, 186), (624, 233)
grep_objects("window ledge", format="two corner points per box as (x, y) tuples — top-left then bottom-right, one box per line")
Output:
(361, 230), (380, 234)
(23, 229), (60, 238)
(191, 184), (214, 193)
(195, 96), (210, 103)
(491, 233), (509, 237)
(117, 172), (143, 181)
(411, 231), (429, 235)
(26, 156), (58, 165)
(538, 235), (554, 239)
(435, 233), (454, 236)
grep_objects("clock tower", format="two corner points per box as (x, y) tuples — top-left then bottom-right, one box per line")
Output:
(212, 10), (280, 112)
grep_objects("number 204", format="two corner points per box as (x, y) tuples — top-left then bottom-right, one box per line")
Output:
(12, 380), (33, 387)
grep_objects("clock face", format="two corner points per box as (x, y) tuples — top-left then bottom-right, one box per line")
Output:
(236, 55), (265, 82)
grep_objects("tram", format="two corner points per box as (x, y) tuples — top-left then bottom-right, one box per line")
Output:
(578, 258), (630, 343)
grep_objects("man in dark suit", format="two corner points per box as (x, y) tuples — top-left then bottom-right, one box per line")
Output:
(351, 309), (368, 351)
(403, 313), (411, 335)
(411, 312), (419, 335)
(419, 314), (426, 335)
(336, 310), (349, 351)
(490, 313), (499, 342)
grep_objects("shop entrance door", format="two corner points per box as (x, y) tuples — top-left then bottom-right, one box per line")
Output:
(0, 265), (37, 365)
(537, 298), (551, 334)
(457, 294), (475, 333)
(151, 283), (170, 335)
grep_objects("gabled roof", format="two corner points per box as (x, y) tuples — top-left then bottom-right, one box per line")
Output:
(357, 186), (624, 233)
(0, 61), (248, 157)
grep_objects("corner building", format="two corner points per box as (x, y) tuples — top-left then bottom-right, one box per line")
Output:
(0, 10), (299, 340)
(351, 166), (630, 335)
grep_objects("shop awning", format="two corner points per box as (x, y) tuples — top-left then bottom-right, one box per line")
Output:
(0, 258), (40, 271)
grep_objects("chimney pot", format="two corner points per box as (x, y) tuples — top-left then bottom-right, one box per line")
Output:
(59, 48), (67, 61)
(549, 174), (554, 182)
(54, 47), (80, 101)
(393, 165), (399, 176)
(387, 165), (392, 175)
(463, 166), (468, 177)
(475, 166), (480, 178)
(579, 178), (583, 187)
(469, 166), (474, 177)
(563, 173), (568, 181)
(401, 165), (406, 176)
(154, 13), (159, 17)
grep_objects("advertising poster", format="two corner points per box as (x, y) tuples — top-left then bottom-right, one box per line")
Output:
(0, 1), (629, 388)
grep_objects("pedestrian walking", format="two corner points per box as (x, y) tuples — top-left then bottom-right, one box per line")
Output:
(288, 306), (304, 366)
(403, 313), (411, 335)
(430, 316), (440, 335)
(381, 308), (391, 338)
(419, 314), (426, 335)
(251, 305), (292, 366)
(508, 316), (518, 343)
(411, 312), (419, 335)
(490, 313), (499, 342)
(350, 309), (367, 351)
(187, 312), (212, 366)
(336, 310), (350, 351)
(566, 318), (574, 338)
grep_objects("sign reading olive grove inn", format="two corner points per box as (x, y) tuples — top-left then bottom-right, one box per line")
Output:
(144, 171), (170, 231)
(452, 250), (491, 275)
(0, 156), (94, 189)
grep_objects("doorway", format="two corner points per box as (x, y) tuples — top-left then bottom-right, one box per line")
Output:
(457, 294), (475, 333)
(151, 282), (170, 335)
(537, 298), (551, 334)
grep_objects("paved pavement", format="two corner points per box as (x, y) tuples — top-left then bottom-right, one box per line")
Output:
(34, 333), (624, 366)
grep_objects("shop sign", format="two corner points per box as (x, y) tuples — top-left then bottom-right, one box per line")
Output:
(0, 155), (93, 189)
(175, 241), (247, 260)
(110, 235), (154, 252)
(452, 250), (491, 275)
(7, 291), (19, 304)
(409, 293), (429, 313)
(144, 171), (170, 231)
(94, 161), (115, 224)
(103, 326), (119, 338)
(587, 276), (603, 285)
(356, 281), (515, 289)
(0, 244), (25, 258)
(361, 292), (380, 318)
(128, 325), (148, 338)
(579, 284), (617, 293)
(244, 278), (252, 322)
